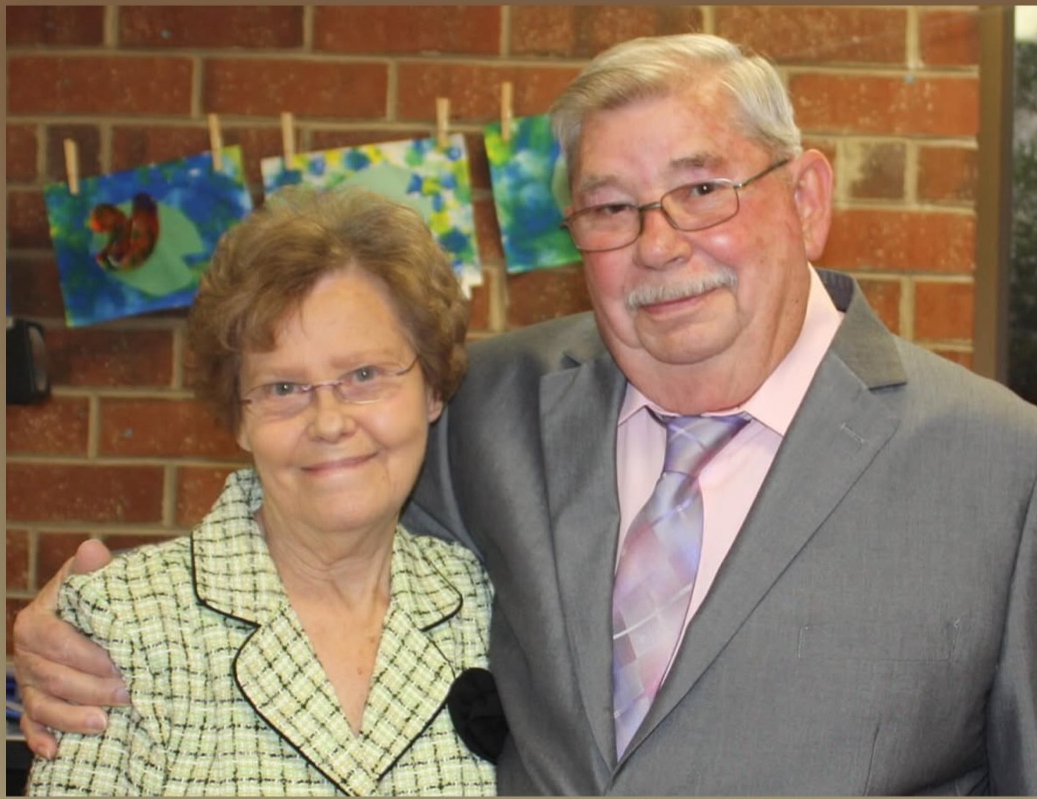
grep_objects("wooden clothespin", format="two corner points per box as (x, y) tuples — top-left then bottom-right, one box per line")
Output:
(436, 97), (451, 149)
(281, 111), (296, 163)
(207, 113), (224, 171)
(63, 138), (80, 196)
(500, 82), (514, 143)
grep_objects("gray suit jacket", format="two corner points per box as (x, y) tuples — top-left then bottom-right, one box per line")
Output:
(405, 269), (1037, 795)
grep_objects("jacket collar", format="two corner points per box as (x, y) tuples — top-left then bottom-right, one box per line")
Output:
(190, 469), (463, 629)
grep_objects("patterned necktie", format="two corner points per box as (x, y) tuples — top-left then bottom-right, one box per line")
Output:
(612, 413), (749, 757)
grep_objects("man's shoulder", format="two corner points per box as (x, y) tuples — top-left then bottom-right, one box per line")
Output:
(894, 337), (1037, 431)
(468, 311), (602, 364)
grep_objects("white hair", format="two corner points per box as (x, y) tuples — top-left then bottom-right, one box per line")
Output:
(550, 34), (802, 175)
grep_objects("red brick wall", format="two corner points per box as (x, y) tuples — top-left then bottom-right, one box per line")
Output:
(5, 6), (982, 645)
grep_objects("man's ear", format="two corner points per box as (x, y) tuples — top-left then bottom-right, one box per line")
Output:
(791, 150), (834, 262)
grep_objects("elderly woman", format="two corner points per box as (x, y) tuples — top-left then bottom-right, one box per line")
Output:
(27, 186), (496, 796)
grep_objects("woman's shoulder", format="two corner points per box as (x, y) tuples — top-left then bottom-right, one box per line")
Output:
(57, 536), (195, 643)
(63, 536), (193, 598)
(394, 528), (492, 618)
(398, 527), (487, 579)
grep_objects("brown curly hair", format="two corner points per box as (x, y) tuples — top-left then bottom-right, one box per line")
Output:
(186, 185), (470, 433)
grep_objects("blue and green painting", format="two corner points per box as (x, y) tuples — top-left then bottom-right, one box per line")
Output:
(44, 146), (253, 327)
(261, 133), (482, 293)
(484, 114), (580, 274)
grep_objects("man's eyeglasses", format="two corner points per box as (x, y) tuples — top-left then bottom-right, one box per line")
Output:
(561, 159), (791, 253)
(241, 356), (420, 419)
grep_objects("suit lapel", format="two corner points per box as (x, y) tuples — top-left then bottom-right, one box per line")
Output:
(626, 271), (908, 757)
(540, 343), (628, 765)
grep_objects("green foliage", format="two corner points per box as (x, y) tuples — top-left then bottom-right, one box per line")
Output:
(1008, 41), (1037, 404)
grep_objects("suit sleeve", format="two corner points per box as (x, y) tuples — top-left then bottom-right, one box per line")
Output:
(987, 473), (1037, 795)
(26, 573), (169, 796)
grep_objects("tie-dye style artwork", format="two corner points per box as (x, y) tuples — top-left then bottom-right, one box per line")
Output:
(484, 114), (581, 274)
(44, 146), (253, 327)
(260, 134), (482, 293)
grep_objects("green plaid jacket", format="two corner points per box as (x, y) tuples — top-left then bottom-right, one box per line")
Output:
(28, 469), (497, 796)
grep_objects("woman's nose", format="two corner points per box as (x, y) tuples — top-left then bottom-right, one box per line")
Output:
(306, 384), (355, 440)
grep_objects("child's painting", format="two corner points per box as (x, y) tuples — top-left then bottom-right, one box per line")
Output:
(261, 133), (482, 293)
(44, 146), (253, 327)
(484, 114), (581, 274)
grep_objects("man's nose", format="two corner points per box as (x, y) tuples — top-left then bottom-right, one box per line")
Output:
(635, 205), (689, 269)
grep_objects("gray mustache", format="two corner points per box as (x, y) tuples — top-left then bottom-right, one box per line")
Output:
(625, 269), (738, 310)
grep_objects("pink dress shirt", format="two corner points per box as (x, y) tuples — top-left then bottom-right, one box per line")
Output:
(615, 267), (844, 672)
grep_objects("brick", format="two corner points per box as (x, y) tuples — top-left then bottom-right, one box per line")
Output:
(7, 6), (105, 47)
(217, 127), (288, 189)
(119, 6), (304, 49)
(110, 124), (283, 189)
(99, 398), (243, 459)
(818, 209), (975, 273)
(919, 10), (980, 67)
(7, 124), (38, 183)
(474, 196), (504, 265)
(918, 146), (978, 204)
(465, 133), (491, 192)
(6, 255), (65, 318)
(203, 59), (388, 119)
(856, 277), (901, 335)
(844, 141), (906, 201)
(6, 463), (165, 524)
(176, 466), (238, 526)
(110, 125), (208, 172)
(717, 7), (906, 64)
(314, 6), (501, 55)
(7, 56), (193, 116)
(914, 280), (974, 340)
(307, 128), (432, 152)
(7, 531), (30, 591)
(7, 190), (50, 249)
(466, 274), (491, 333)
(510, 6), (703, 58)
(46, 124), (102, 183)
(930, 348), (973, 369)
(103, 533), (178, 554)
(6, 396), (90, 456)
(506, 265), (592, 327)
(790, 74), (979, 137)
(396, 63), (582, 122)
(45, 328), (174, 388)
(7, 599), (31, 657)
(35, 532), (91, 586)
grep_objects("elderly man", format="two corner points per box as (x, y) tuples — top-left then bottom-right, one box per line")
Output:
(15, 33), (1037, 795)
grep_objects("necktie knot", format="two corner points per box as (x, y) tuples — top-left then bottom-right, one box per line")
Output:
(662, 413), (749, 476)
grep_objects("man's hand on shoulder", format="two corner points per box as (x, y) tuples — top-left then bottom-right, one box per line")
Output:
(13, 539), (130, 758)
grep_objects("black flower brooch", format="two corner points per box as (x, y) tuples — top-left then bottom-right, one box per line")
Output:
(446, 667), (509, 764)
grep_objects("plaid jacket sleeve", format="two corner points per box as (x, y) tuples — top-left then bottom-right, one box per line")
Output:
(27, 542), (190, 795)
